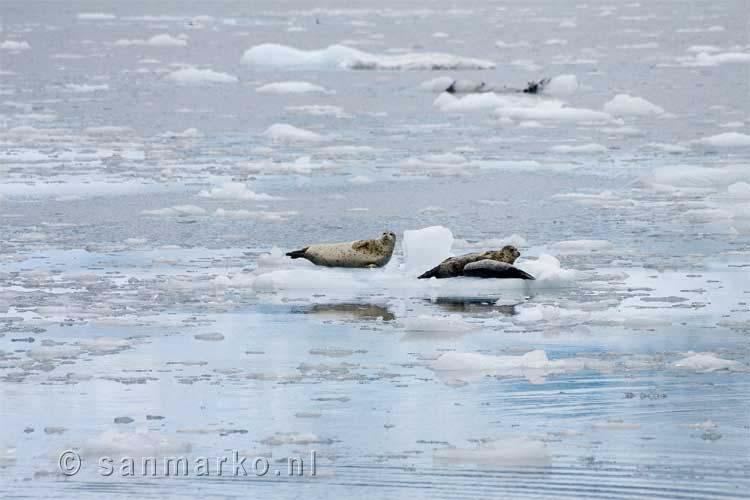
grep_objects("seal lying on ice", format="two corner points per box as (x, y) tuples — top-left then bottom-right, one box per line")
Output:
(445, 77), (551, 94)
(417, 245), (534, 280)
(463, 259), (535, 280)
(286, 231), (396, 268)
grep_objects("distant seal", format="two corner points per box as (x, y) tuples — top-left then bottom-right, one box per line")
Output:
(444, 77), (550, 95)
(286, 231), (396, 268)
(463, 260), (535, 280)
(417, 246), (521, 279)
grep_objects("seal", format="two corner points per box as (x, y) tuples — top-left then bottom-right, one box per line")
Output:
(417, 246), (521, 279)
(445, 77), (550, 95)
(286, 231), (396, 268)
(463, 259), (535, 280)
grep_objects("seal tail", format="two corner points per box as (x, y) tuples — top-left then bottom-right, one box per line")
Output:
(286, 247), (308, 259)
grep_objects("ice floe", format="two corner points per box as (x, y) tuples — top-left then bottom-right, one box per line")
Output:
(164, 67), (238, 84)
(603, 94), (665, 116)
(262, 123), (327, 142)
(199, 182), (283, 201)
(433, 438), (550, 466)
(116, 34), (188, 48)
(256, 81), (330, 94)
(241, 43), (495, 70)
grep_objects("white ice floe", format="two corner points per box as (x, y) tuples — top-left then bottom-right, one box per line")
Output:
(403, 226), (454, 275)
(433, 438), (549, 466)
(430, 349), (601, 384)
(199, 182), (283, 201)
(349, 175), (372, 185)
(142, 205), (206, 216)
(116, 34), (187, 47)
(160, 128), (203, 139)
(551, 143), (608, 154)
(728, 182), (750, 198)
(241, 43), (495, 70)
(694, 132), (750, 148)
(76, 12), (116, 20)
(262, 123), (326, 142)
(673, 353), (741, 372)
(603, 94), (665, 116)
(641, 165), (747, 194)
(285, 104), (351, 118)
(419, 76), (455, 92)
(241, 156), (334, 175)
(80, 431), (191, 459)
(544, 74), (578, 97)
(0, 40), (31, 51)
(260, 432), (332, 446)
(256, 81), (330, 94)
(64, 83), (109, 93)
(164, 67), (238, 84)
(678, 51), (750, 67)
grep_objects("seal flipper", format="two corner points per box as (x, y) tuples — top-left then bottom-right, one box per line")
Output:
(286, 247), (309, 259)
(417, 267), (439, 279)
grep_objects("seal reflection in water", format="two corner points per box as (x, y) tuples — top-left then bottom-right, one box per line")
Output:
(286, 231), (396, 268)
(418, 245), (535, 280)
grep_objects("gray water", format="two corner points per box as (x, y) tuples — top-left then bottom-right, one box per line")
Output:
(1, 1), (749, 499)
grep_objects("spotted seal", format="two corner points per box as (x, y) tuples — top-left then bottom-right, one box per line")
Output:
(286, 231), (396, 268)
(463, 259), (535, 280)
(417, 246), (523, 279)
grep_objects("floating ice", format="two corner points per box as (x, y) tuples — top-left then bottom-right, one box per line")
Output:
(403, 226), (454, 275)
(678, 51), (750, 67)
(695, 132), (750, 148)
(164, 67), (238, 84)
(241, 43), (495, 70)
(419, 76), (455, 92)
(64, 83), (109, 93)
(673, 353), (741, 372)
(256, 81), (329, 94)
(286, 104), (351, 118)
(260, 432), (332, 446)
(76, 12), (116, 20)
(544, 74), (578, 97)
(80, 431), (191, 458)
(0, 40), (31, 51)
(262, 123), (326, 142)
(116, 34), (188, 47)
(199, 182), (283, 201)
(592, 421), (641, 430)
(551, 143), (608, 154)
(143, 205), (206, 216)
(603, 94), (665, 116)
(433, 438), (550, 466)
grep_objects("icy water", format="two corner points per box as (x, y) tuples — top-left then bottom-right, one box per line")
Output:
(1, 1), (750, 499)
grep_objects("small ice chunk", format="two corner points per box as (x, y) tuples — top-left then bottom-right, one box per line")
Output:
(403, 226), (454, 275)
(164, 67), (237, 84)
(695, 132), (750, 148)
(673, 352), (741, 372)
(262, 123), (325, 142)
(544, 74), (578, 96)
(256, 81), (329, 94)
(433, 438), (549, 466)
(603, 94), (665, 116)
